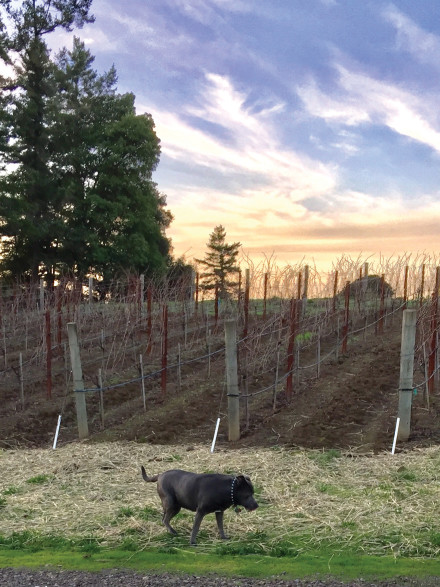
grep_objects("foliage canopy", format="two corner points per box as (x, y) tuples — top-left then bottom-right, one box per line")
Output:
(0, 0), (172, 285)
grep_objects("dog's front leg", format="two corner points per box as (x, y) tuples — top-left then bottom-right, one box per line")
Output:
(190, 510), (205, 545)
(215, 511), (228, 540)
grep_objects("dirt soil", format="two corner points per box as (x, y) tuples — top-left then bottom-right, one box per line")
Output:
(0, 568), (437, 587)
(1, 312), (439, 453)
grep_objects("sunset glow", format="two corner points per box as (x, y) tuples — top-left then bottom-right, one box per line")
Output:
(47, 1), (440, 270)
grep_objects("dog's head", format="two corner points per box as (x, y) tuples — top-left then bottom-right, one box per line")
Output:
(235, 475), (259, 511)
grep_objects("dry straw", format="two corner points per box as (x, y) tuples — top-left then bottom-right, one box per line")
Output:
(1, 442), (440, 557)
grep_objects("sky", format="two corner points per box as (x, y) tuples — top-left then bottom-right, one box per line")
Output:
(47, 0), (440, 269)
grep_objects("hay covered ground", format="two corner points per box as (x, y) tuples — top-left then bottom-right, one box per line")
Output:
(1, 441), (440, 558)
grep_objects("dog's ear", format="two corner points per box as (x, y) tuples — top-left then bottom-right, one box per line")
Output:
(236, 475), (254, 491)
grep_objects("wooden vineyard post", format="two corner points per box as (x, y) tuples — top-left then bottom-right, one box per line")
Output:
(378, 274), (385, 335)
(397, 309), (417, 442)
(273, 334), (282, 412)
(263, 273), (268, 320)
(285, 299), (297, 402)
(316, 327), (321, 379)
(302, 265), (309, 319)
(139, 274), (145, 317)
(243, 268), (250, 338)
(56, 284), (62, 347)
(403, 266), (409, 310)
(19, 352), (24, 408)
(363, 262), (369, 277)
(420, 264), (425, 308)
(98, 368), (105, 429)
(177, 343), (182, 392)
(215, 285), (219, 326)
(139, 354), (146, 411)
(67, 322), (89, 439)
(161, 304), (168, 396)
(341, 281), (350, 354)
(225, 319), (240, 442)
(428, 267), (440, 395)
(88, 276), (93, 307)
(187, 270), (195, 317)
(45, 309), (52, 399)
(296, 272), (302, 319)
(146, 287), (152, 355)
(333, 270), (339, 312)
(39, 278), (45, 311)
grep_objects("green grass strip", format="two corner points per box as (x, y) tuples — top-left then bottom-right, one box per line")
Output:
(1, 547), (440, 582)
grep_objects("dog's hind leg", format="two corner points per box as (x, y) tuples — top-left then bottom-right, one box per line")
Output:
(162, 502), (180, 535)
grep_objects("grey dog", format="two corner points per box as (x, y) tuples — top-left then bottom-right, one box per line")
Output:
(141, 466), (258, 544)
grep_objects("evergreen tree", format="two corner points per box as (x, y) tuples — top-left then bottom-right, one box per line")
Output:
(196, 225), (241, 300)
(51, 38), (172, 283)
(0, 0), (94, 283)
(0, 2), (172, 284)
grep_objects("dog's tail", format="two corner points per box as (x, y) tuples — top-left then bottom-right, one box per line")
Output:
(141, 465), (159, 483)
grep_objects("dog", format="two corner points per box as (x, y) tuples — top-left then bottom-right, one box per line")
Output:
(141, 466), (258, 544)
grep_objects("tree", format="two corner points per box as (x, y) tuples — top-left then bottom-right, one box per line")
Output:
(0, 2), (172, 285)
(50, 38), (171, 283)
(0, 0), (94, 283)
(196, 225), (241, 300)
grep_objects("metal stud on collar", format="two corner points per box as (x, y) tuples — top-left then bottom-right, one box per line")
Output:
(231, 476), (237, 506)
(231, 477), (242, 513)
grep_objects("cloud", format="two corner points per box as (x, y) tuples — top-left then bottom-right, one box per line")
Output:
(166, 184), (440, 267)
(383, 4), (440, 66)
(146, 72), (337, 206)
(169, 0), (252, 25)
(297, 77), (370, 126)
(297, 63), (440, 154)
(46, 15), (120, 55)
(143, 71), (440, 266)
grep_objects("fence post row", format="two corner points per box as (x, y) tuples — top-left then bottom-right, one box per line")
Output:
(8, 265), (440, 445)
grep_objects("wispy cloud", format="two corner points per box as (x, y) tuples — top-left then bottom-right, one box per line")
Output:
(144, 68), (440, 263)
(169, 0), (252, 25)
(297, 63), (440, 154)
(149, 72), (337, 199)
(383, 4), (440, 66)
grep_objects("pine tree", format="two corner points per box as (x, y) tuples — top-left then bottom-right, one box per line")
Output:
(50, 38), (171, 283)
(0, 3), (172, 284)
(0, 0), (94, 284)
(196, 225), (241, 300)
